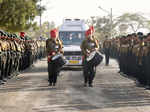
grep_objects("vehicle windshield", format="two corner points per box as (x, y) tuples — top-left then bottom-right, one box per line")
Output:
(59, 32), (85, 45)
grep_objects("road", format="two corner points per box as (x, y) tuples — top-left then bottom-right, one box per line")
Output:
(0, 58), (150, 112)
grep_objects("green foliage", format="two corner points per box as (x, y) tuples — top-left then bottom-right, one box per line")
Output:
(0, 0), (45, 32)
(0, 0), (3, 3)
(26, 21), (55, 39)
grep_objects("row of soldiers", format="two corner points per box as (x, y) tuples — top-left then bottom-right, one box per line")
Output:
(0, 30), (46, 84)
(102, 32), (150, 89)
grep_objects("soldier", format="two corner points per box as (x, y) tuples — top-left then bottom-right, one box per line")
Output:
(80, 27), (99, 87)
(0, 32), (9, 82)
(142, 33), (150, 89)
(19, 38), (25, 71)
(46, 28), (64, 86)
(134, 32), (146, 86)
(24, 36), (33, 68)
(19, 32), (26, 70)
(103, 35), (111, 66)
(118, 36), (126, 74)
(7, 33), (16, 78)
(0, 31), (4, 84)
(13, 34), (22, 75)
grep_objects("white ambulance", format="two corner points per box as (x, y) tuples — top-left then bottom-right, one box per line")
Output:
(59, 19), (87, 66)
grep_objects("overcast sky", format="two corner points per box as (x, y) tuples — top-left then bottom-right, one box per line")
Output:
(38, 0), (150, 26)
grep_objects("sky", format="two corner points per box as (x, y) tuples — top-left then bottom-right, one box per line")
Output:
(38, 0), (150, 27)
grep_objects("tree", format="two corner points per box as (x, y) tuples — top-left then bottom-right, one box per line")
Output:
(0, 0), (45, 32)
(26, 21), (55, 39)
(87, 16), (117, 40)
(118, 24), (128, 35)
(0, 0), (3, 3)
(116, 13), (148, 33)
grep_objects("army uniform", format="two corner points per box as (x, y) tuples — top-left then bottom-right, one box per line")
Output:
(13, 35), (22, 75)
(0, 30), (46, 85)
(24, 39), (32, 68)
(1, 34), (9, 82)
(103, 38), (111, 66)
(100, 32), (150, 89)
(46, 37), (63, 86)
(118, 37), (127, 74)
(141, 36), (150, 88)
(19, 40), (25, 70)
(126, 36), (135, 76)
(133, 38), (146, 85)
(0, 31), (5, 84)
(7, 35), (16, 78)
(80, 33), (99, 87)
(36, 40), (41, 59)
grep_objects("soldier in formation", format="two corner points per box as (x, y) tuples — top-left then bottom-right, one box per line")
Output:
(102, 32), (150, 89)
(0, 30), (46, 85)
(103, 35), (111, 66)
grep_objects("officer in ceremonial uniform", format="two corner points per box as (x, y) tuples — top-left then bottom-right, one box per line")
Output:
(80, 27), (99, 87)
(46, 29), (63, 86)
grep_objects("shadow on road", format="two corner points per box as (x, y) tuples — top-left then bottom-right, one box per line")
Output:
(22, 66), (47, 73)
(67, 83), (150, 111)
(61, 66), (82, 71)
(22, 65), (83, 73)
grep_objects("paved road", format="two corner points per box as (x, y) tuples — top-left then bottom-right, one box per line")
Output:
(0, 58), (150, 112)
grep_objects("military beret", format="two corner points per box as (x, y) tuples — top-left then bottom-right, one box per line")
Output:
(147, 32), (150, 37)
(127, 34), (132, 37)
(131, 33), (137, 37)
(137, 32), (143, 36)
(0, 31), (7, 37)
(0, 30), (4, 36)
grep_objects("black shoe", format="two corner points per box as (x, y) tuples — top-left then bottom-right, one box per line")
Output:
(89, 84), (93, 87)
(136, 83), (144, 87)
(145, 85), (150, 90)
(0, 81), (5, 85)
(2, 79), (7, 82)
(49, 83), (52, 86)
(84, 83), (87, 87)
(7, 76), (12, 79)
